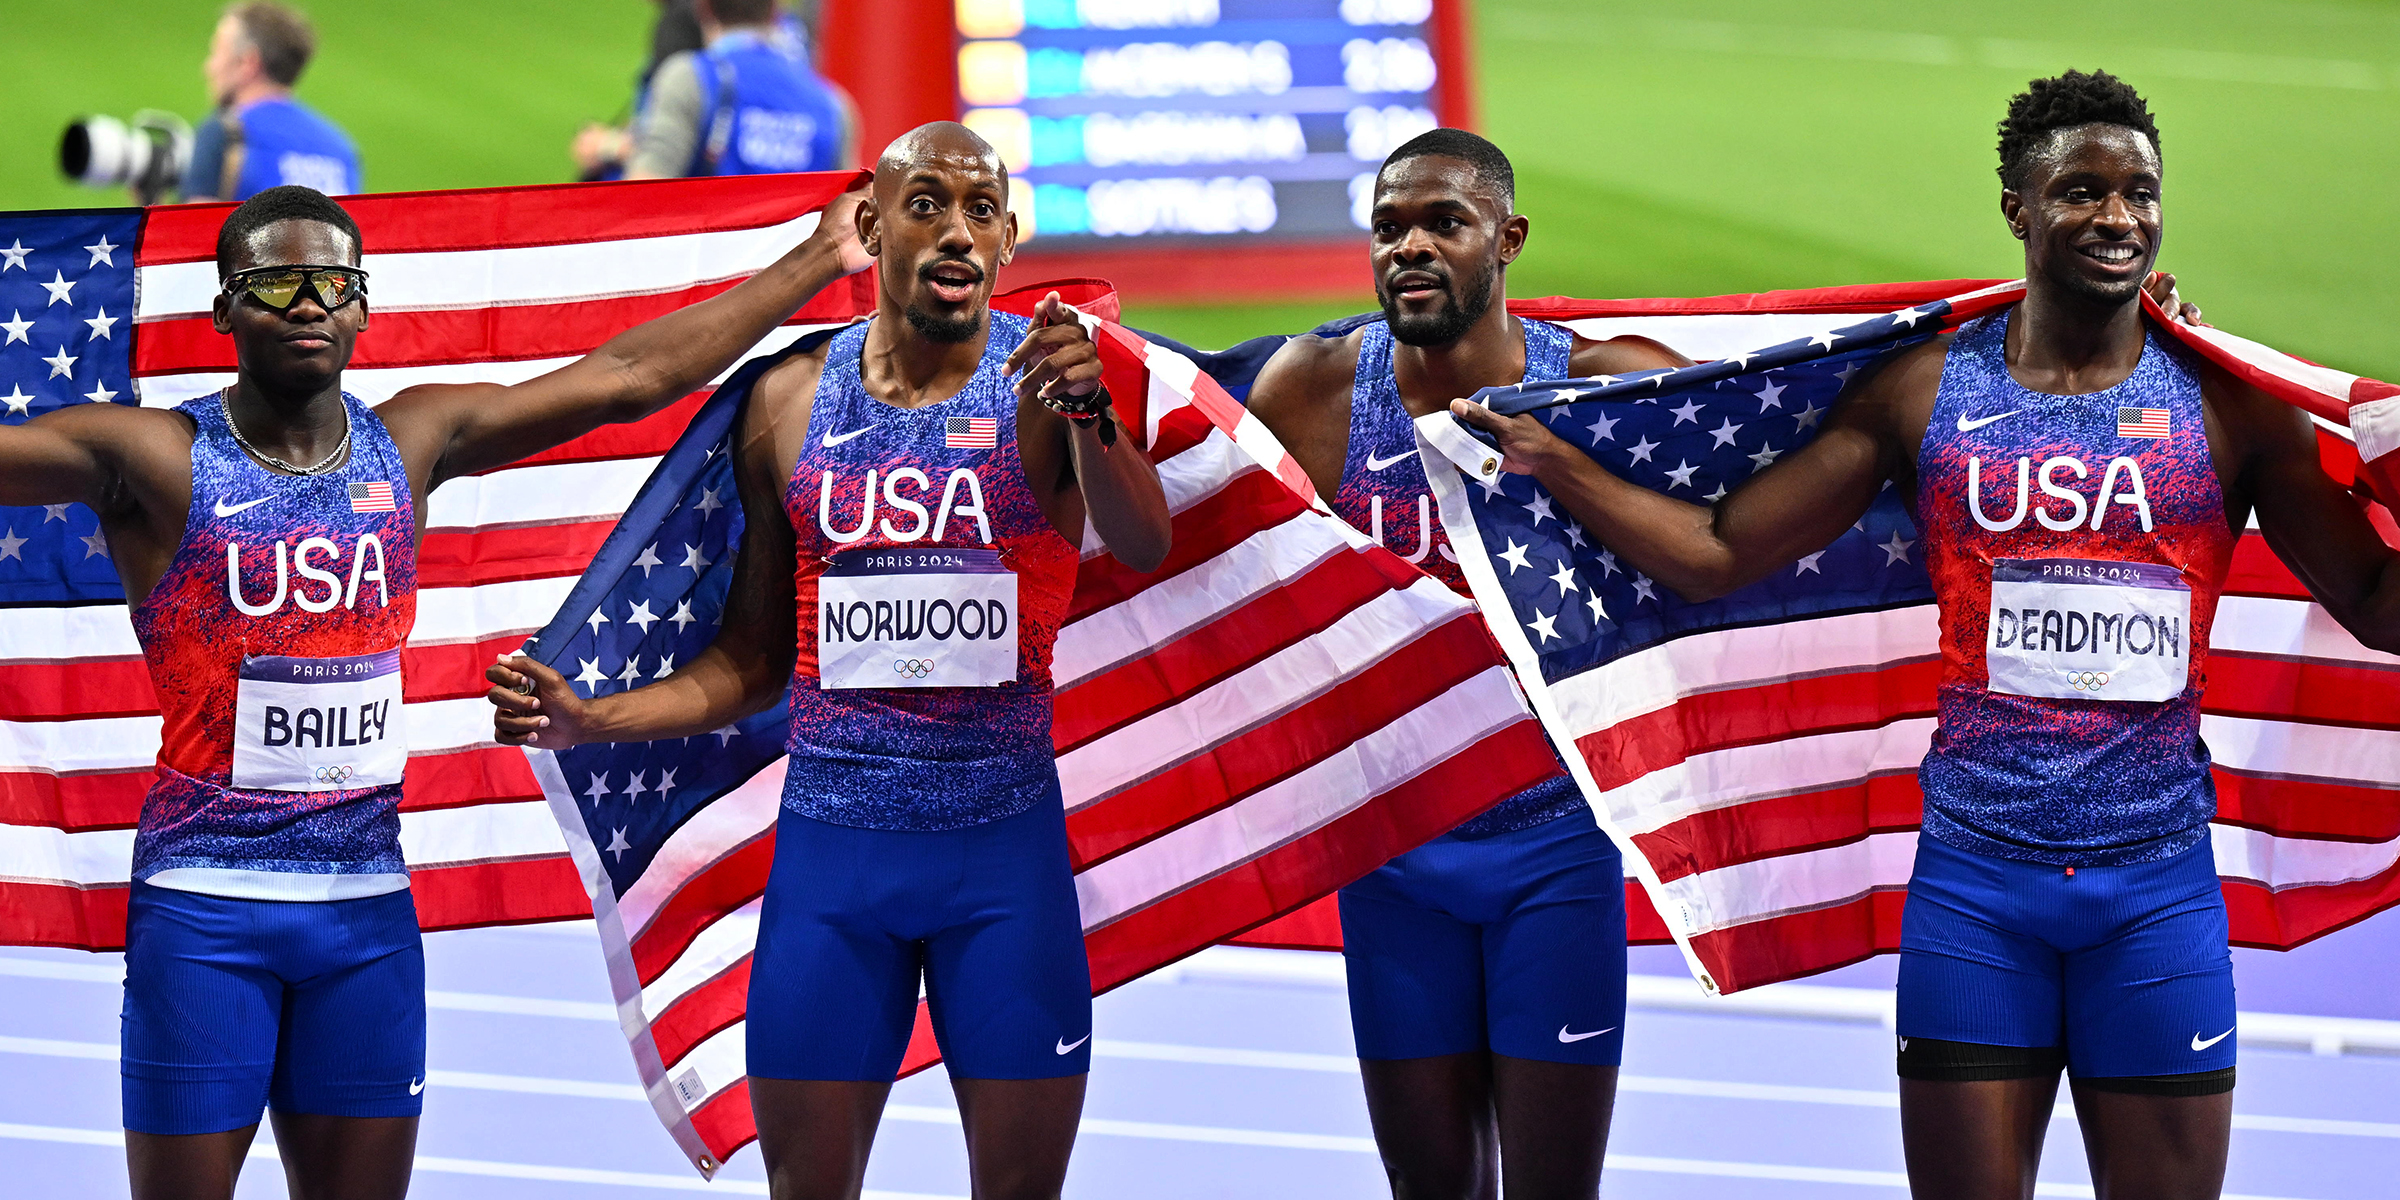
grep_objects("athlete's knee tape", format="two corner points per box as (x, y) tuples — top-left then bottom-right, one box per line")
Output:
(1896, 1035), (2066, 1082)
(2079, 1066), (2237, 1097)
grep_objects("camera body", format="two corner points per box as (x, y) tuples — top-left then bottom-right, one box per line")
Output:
(60, 111), (193, 205)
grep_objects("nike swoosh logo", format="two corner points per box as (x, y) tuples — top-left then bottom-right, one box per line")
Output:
(821, 427), (873, 447)
(408, 1076), (426, 1095)
(2191, 1028), (2234, 1051)
(1557, 1025), (1617, 1044)
(1056, 1034), (1091, 1055)
(213, 497), (270, 517)
(1364, 449), (1418, 472)
(1955, 410), (2021, 433)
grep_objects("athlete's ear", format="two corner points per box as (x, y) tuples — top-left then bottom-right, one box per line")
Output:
(1497, 213), (1530, 266)
(856, 194), (883, 259)
(999, 206), (1018, 267)
(211, 290), (233, 335)
(2000, 189), (2028, 242)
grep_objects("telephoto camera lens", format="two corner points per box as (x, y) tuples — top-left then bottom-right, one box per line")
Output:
(59, 111), (193, 204)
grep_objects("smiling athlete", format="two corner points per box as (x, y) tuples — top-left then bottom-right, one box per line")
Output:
(1452, 71), (2400, 1199)
(0, 181), (872, 1200)
(1245, 129), (1688, 1199)
(485, 122), (1172, 1200)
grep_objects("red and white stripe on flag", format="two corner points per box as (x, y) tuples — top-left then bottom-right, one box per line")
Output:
(945, 415), (997, 448)
(528, 281), (1548, 1173)
(0, 172), (875, 950)
(2118, 406), (2171, 439)
(1455, 282), (2400, 994)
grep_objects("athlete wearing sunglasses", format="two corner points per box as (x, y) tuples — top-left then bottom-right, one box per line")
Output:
(0, 180), (873, 1200)
(221, 264), (368, 313)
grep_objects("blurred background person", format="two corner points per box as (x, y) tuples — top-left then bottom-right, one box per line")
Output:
(183, 2), (360, 202)
(607, 0), (854, 180)
(570, 0), (704, 181)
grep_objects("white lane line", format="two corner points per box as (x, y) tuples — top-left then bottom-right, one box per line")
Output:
(0, 1121), (959, 1198)
(8, 1032), (2395, 1143)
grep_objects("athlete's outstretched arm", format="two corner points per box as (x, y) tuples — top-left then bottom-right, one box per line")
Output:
(2219, 372), (2400, 654)
(487, 390), (802, 747)
(1009, 293), (1173, 572)
(391, 180), (875, 489)
(0, 401), (140, 508)
(1447, 343), (1936, 602)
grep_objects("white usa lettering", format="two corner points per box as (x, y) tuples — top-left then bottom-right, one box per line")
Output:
(818, 468), (993, 546)
(1967, 456), (2153, 534)
(225, 535), (392, 616)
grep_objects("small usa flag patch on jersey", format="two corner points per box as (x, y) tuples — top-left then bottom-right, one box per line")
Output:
(2117, 407), (2170, 439)
(349, 481), (396, 512)
(946, 416), (997, 449)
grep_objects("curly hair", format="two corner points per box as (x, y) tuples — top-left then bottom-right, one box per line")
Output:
(1996, 69), (2161, 190)
(216, 185), (362, 280)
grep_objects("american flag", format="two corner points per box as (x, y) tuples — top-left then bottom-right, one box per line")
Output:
(0, 173), (876, 950)
(944, 414), (997, 448)
(348, 479), (397, 513)
(519, 279), (1546, 1174)
(1415, 281), (2400, 994)
(2118, 405), (2172, 439)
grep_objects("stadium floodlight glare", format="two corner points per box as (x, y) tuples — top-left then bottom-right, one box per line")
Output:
(59, 111), (193, 205)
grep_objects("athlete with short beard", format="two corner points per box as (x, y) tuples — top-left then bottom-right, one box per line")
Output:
(0, 181), (874, 1200)
(1242, 129), (1687, 1200)
(1451, 71), (2400, 1199)
(485, 122), (1173, 1200)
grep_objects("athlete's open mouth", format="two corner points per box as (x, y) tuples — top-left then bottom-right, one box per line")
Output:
(919, 259), (985, 305)
(2075, 242), (2145, 271)
(1388, 270), (1447, 300)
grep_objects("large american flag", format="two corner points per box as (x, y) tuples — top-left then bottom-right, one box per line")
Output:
(0, 174), (877, 948)
(519, 278), (1553, 1175)
(1413, 281), (2400, 994)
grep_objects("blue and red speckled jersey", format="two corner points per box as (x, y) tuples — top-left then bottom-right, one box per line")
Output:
(130, 392), (418, 899)
(1914, 310), (2237, 867)
(1335, 316), (1587, 839)
(781, 314), (1080, 831)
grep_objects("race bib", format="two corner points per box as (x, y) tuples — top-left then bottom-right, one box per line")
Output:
(1986, 557), (2191, 702)
(816, 548), (1018, 689)
(232, 649), (408, 791)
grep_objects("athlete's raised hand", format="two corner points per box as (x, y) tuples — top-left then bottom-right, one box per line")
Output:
(1446, 397), (1573, 476)
(2144, 270), (2206, 326)
(1003, 292), (1106, 407)
(486, 654), (591, 748)
(808, 181), (876, 277)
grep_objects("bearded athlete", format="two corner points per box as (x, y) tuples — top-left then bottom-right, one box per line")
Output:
(0, 181), (872, 1200)
(1451, 71), (2398, 1199)
(485, 123), (1172, 1200)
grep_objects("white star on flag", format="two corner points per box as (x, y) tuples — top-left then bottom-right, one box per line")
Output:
(40, 271), (74, 306)
(1525, 607), (1561, 644)
(1795, 551), (1827, 576)
(605, 828), (632, 862)
(652, 654), (676, 680)
(1879, 530), (1917, 565)
(1523, 492), (1555, 526)
(1549, 559), (1580, 597)
(1892, 305), (1930, 327)
(1748, 444), (1784, 471)
(669, 600), (697, 632)
(0, 528), (23, 561)
(711, 725), (740, 746)
(1626, 435), (1659, 465)
(1585, 413), (1619, 445)
(1584, 590), (1607, 622)
(585, 607), (610, 634)
(2, 387), (31, 416)
(1669, 398), (1705, 425)
(574, 657), (608, 692)
(1708, 418), (1743, 448)
(616, 657), (645, 686)
(84, 308), (116, 340)
(626, 600), (659, 632)
(0, 311), (29, 345)
(1704, 483), (1729, 502)
(695, 487), (723, 516)
(1496, 538), (1533, 574)
(42, 504), (68, 523)
(1563, 522), (1587, 549)
(42, 347), (76, 379)
(1792, 400), (1826, 433)
(1809, 331), (1841, 351)
(1631, 573), (1658, 604)
(1754, 379), (1786, 410)
(1664, 460), (1700, 489)
(585, 773), (612, 802)
(625, 771), (650, 802)
(0, 241), (27, 271)
(1593, 548), (1619, 577)
(656, 767), (678, 799)
(632, 543), (664, 577)
(679, 542), (712, 572)
(81, 531), (107, 559)
(83, 236), (116, 268)
(85, 383), (117, 404)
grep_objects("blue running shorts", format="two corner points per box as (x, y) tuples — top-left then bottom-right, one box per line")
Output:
(1898, 833), (2236, 1080)
(1338, 805), (1628, 1065)
(120, 881), (426, 1135)
(746, 784), (1093, 1082)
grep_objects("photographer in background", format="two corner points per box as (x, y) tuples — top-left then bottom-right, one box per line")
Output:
(183, 3), (360, 202)
(620, 0), (855, 179)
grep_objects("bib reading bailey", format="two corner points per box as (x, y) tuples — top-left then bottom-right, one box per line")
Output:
(131, 392), (417, 899)
(782, 314), (1080, 831)
(1914, 310), (2237, 866)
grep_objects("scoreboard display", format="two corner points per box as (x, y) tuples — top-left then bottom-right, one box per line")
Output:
(948, 0), (1467, 250)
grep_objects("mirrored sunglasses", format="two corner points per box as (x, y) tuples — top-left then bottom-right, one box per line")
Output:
(223, 266), (369, 313)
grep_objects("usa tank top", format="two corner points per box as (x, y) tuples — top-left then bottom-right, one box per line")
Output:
(781, 314), (1080, 830)
(1914, 309), (2236, 866)
(130, 391), (418, 899)
(1335, 316), (1588, 838)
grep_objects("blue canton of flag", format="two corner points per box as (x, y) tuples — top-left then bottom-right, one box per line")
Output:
(1454, 305), (1953, 683)
(523, 342), (826, 892)
(0, 210), (142, 603)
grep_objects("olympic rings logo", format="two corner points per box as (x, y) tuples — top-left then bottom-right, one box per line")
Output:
(894, 658), (936, 679)
(313, 765), (356, 785)
(2065, 671), (2112, 692)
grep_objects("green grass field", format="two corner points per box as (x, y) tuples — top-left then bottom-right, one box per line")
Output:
(8, 1), (2395, 376)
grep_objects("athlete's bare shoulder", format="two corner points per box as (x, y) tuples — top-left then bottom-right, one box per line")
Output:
(740, 330), (844, 480)
(1836, 333), (1955, 457)
(1247, 328), (1364, 491)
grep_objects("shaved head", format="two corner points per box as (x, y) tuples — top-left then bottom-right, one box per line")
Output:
(875, 121), (1008, 199)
